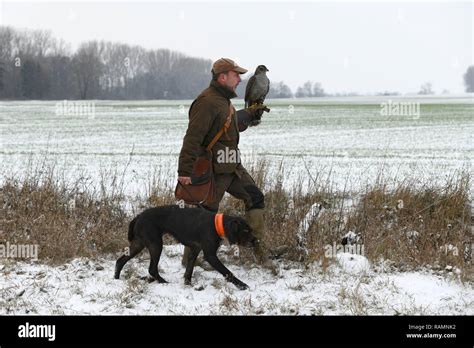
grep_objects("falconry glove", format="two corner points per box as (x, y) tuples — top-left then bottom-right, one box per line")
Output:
(237, 105), (269, 129)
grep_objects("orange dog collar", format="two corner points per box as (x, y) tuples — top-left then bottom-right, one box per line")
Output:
(214, 213), (225, 238)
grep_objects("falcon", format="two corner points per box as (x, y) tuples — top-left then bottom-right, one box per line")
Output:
(245, 65), (270, 109)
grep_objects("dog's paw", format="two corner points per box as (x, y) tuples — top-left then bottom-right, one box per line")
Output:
(225, 274), (249, 290)
(184, 279), (192, 286)
(194, 284), (205, 291)
(235, 282), (249, 290)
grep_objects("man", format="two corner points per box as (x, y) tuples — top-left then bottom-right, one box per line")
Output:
(178, 57), (271, 268)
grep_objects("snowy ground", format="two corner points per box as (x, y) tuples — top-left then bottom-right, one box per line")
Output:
(1, 244), (472, 315)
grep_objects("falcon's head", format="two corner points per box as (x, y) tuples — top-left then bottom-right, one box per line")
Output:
(254, 65), (269, 74)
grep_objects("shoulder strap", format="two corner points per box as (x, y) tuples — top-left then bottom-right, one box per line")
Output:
(205, 104), (234, 152)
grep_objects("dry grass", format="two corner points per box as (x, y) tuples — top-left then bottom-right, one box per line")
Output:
(1, 159), (471, 278)
(346, 172), (472, 271)
(220, 161), (472, 277)
(1, 162), (129, 263)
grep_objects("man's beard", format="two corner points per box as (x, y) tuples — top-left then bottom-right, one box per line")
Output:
(224, 83), (237, 92)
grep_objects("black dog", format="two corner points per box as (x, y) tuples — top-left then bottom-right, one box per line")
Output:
(114, 205), (257, 290)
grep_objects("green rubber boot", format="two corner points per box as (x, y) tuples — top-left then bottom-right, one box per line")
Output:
(244, 209), (278, 275)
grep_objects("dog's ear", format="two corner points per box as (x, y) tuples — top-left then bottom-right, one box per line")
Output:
(225, 218), (240, 244)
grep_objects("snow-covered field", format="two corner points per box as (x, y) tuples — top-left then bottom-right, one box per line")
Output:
(1, 96), (473, 315)
(1, 245), (472, 315)
(1, 95), (472, 195)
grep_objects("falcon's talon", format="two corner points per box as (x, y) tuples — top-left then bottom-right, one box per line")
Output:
(248, 103), (269, 111)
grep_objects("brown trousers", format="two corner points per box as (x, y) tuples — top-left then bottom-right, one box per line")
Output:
(203, 166), (264, 212)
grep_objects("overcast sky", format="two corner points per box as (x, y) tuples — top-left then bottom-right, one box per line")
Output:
(1, 0), (472, 94)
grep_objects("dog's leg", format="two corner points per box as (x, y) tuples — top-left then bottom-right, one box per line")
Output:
(114, 239), (145, 279)
(183, 246), (201, 286)
(147, 240), (167, 283)
(203, 251), (249, 290)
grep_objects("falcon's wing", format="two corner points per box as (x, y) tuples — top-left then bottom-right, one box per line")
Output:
(245, 75), (256, 108)
(264, 78), (270, 103)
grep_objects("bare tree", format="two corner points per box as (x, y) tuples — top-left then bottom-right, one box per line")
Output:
(100, 42), (133, 97)
(0, 26), (24, 98)
(267, 81), (293, 98)
(45, 55), (77, 99)
(30, 30), (54, 57)
(0, 27), (57, 98)
(50, 37), (72, 57)
(0, 26), (15, 61)
(418, 82), (434, 95)
(296, 81), (314, 97)
(312, 82), (325, 97)
(0, 60), (4, 91)
(72, 41), (104, 99)
(21, 59), (49, 98)
(463, 66), (474, 93)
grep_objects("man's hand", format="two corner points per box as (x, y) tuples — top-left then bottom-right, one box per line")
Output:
(178, 176), (192, 185)
(246, 103), (269, 116)
(241, 104), (270, 127)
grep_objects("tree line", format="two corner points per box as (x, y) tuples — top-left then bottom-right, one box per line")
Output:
(0, 26), (214, 100)
(0, 26), (298, 100)
(1, 26), (472, 100)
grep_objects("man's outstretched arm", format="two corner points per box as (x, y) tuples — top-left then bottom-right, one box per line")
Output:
(236, 105), (269, 132)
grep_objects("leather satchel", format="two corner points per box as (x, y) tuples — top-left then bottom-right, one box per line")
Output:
(175, 104), (234, 205)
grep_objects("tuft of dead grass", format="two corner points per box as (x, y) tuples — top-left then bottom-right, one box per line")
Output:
(1, 161), (129, 263)
(345, 171), (472, 272)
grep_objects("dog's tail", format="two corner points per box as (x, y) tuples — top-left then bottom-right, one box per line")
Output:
(128, 216), (139, 242)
